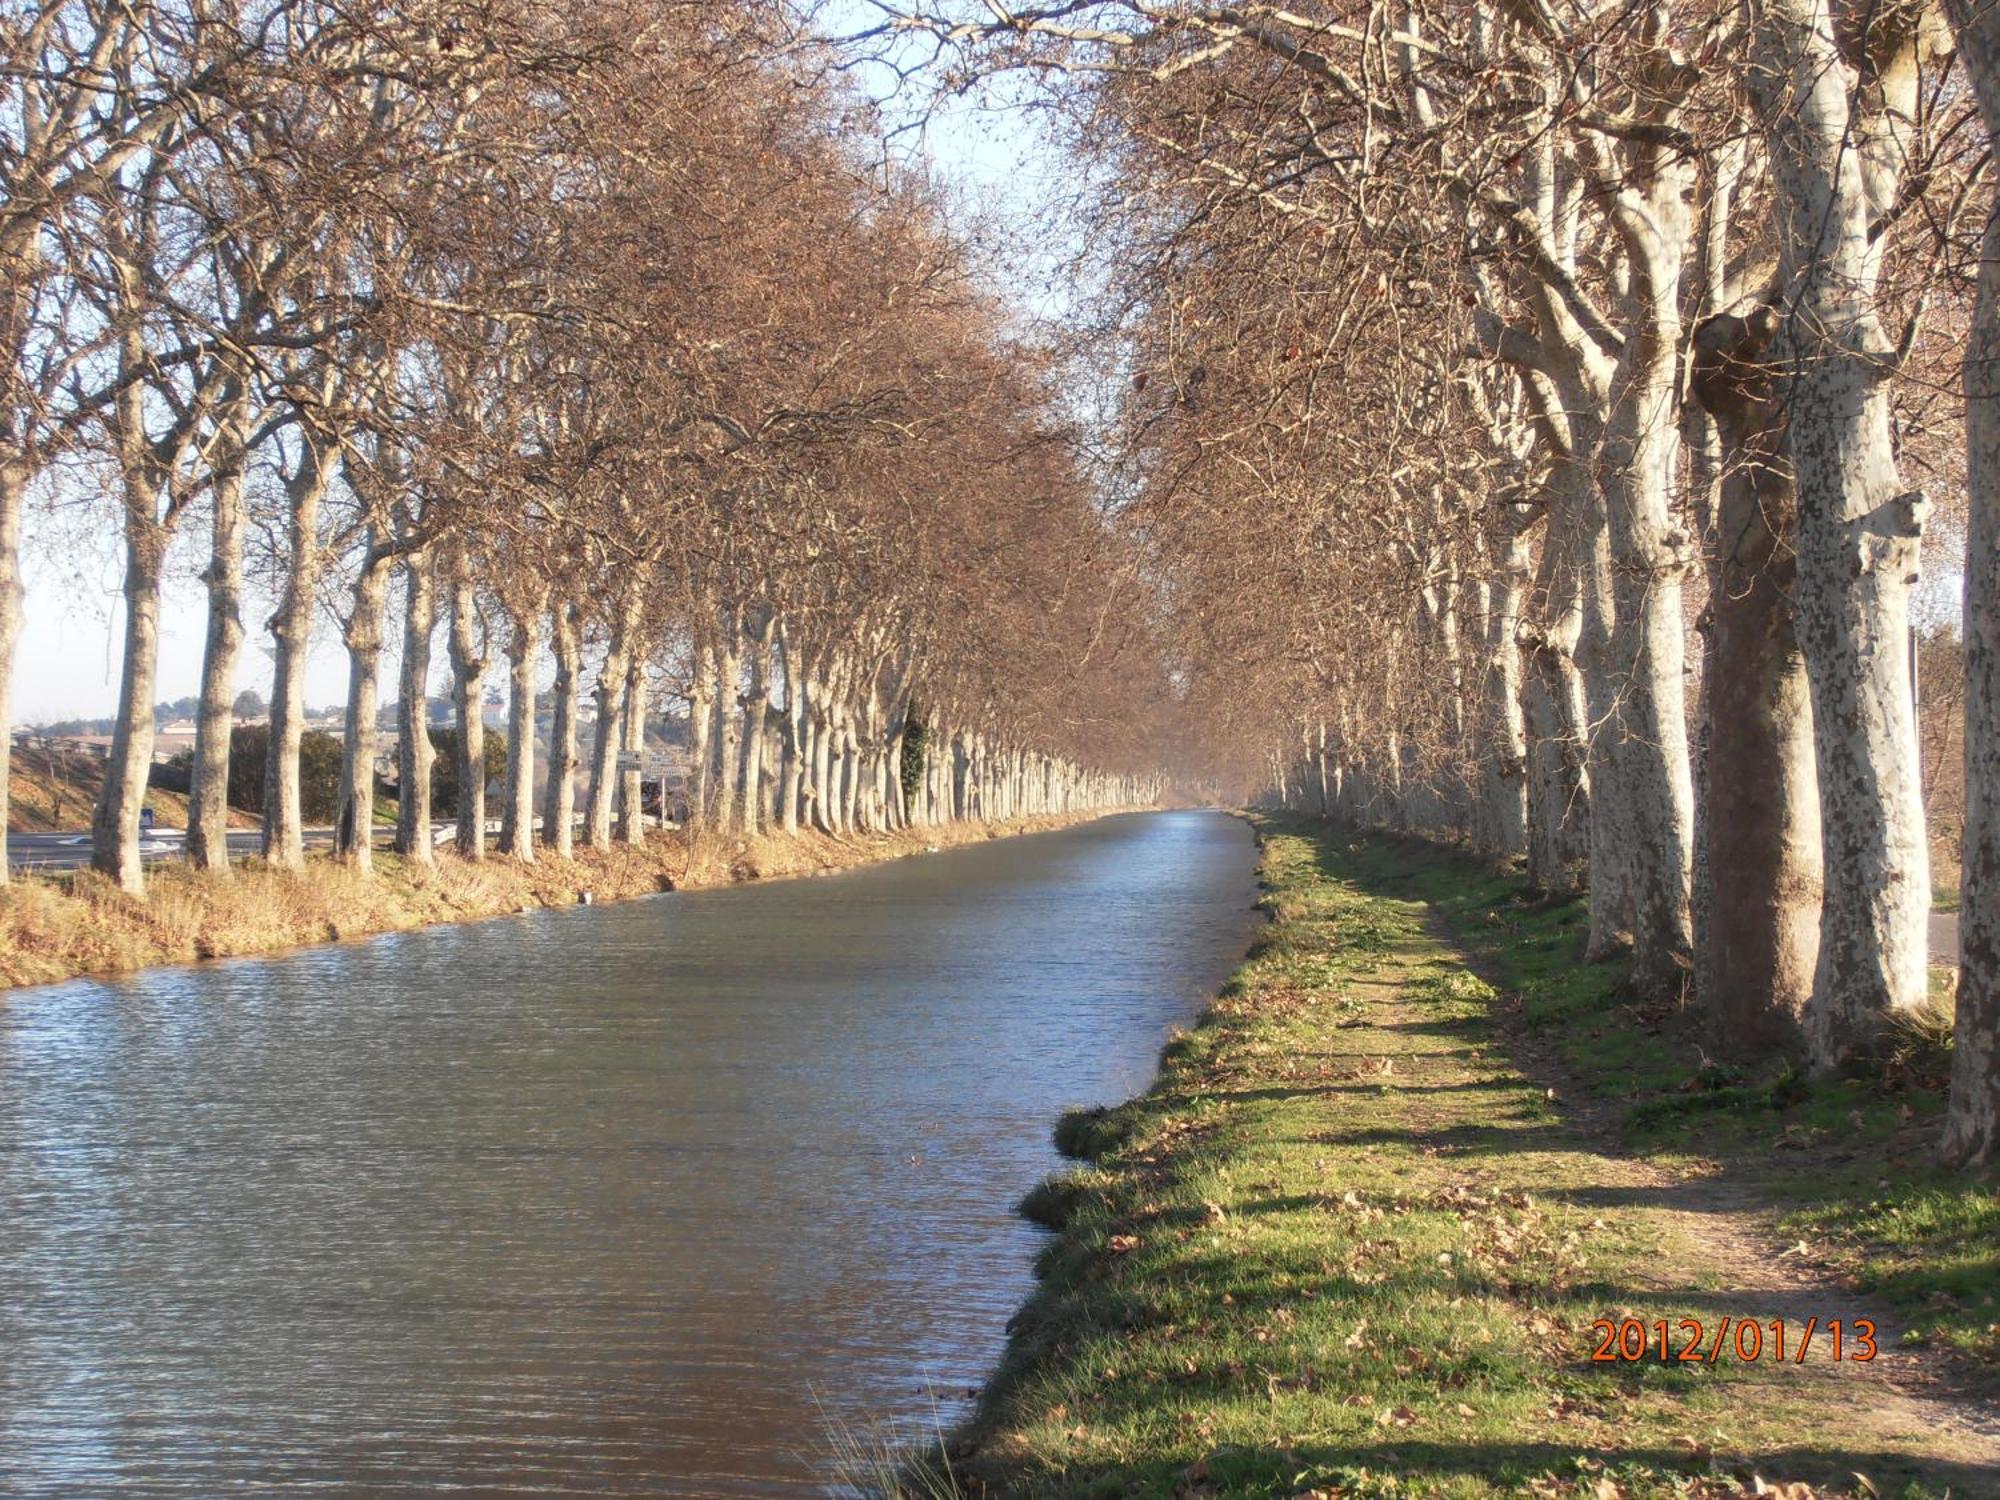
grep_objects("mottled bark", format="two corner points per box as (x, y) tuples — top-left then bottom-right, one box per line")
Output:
(1480, 527), (1531, 860)
(809, 681), (835, 834)
(617, 655), (647, 844)
(839, 724), (860, 833)
(189, 409), (249, 874)
(89, 201), (193, 894)
(1593, 366), (1697, 995)
(1941, 0), (2000, 1164)
(1520, 518), (1593, 895)
(1692, 308), (1823, 1052)
(263, 442), (332, 871)
(1686, 146), (1742, 1041)
(499, 599), (539, 861)
(777, 625), (802, 835)
(712, 619), (742, 835)
(585, 598), (637, 848)
(335, 542), (393, 870)
(394, 551), (437, 866)
(738, 613), (773, 835)
(685, 639), (714, 833)
(0, 459), (25, 884)
(1752, 0), (1935, 1066)
(92, 502), (166, 894)
(542, 601), (580, 858)
(446, 563), (486, 862)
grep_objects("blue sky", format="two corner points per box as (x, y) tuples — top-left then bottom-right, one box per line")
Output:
(16, 16), (1077, 724)
(23, 17), (1958, 727)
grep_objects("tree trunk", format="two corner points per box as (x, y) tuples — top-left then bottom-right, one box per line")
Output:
(1594, 411), (1697, 996)
(1514, 406), (1594, 896)
(1752, 0), (1935, 1066)
(1569, 462), (1639, 946)
(1691, 308), (1823, 1053)
(335, 543), (392, 871)
(777, 625), (802, 835)
(738, 617), (772, 836)
(888, 731), (907, 828)
(500, 599), (539, 861)
(840, 725), (860, 833)
(824, 699), (845, 833)
(1480, 527), (1531, 860)
(713, 619), (742, 835)
(0, 459), (23, 883)
(617, 655), (646, 845)
(394, 551), (437, 866)
(1572, 100), (1705, 997)
(1941, 0), (2000, 1165)
(543, 600), (580, 858)
(585, 600), (636, 848)
(92, 508), (167, 894)
(446, 563), (486, 862)
(189, 417), (250, 875)
(1687, 147), (1740, 1049)
(686, 639), (714, 833)
(263, 443), (330, 872)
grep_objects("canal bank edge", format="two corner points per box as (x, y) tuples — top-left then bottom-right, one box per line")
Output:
(923, 814), (1998, 1499)
(0, 810), (1144, 993)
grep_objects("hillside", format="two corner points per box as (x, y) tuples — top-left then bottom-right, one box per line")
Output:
(8, 741), (259, 834)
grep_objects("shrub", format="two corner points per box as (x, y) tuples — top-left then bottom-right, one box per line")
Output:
(428, 727), (509, 817)
(223, 725), (346, 821)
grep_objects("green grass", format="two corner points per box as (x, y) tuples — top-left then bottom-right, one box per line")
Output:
(1360, 836), (1997, 1369)
(923, 817), (1995, 1499)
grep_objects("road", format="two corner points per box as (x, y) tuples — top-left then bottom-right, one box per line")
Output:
(9, 817), (605, 874)
(8, 827), (356, 874)
(1931, 909), (1959, 967)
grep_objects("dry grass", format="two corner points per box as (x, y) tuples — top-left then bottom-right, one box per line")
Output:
(0, 810), (1122, 991)
(7, 742), (260, 835)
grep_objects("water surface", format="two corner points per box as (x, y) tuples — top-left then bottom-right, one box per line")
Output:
(0, 810), (1258, 1494)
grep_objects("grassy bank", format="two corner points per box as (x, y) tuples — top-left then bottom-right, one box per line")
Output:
(932, 816), (1996, 1499)
(1370, 836), (1995, 1373)
(0, 812), (1114, 991)
(7, 740), (261, 835)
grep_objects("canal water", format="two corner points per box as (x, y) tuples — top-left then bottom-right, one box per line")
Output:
(0, 810), (1259, 1494)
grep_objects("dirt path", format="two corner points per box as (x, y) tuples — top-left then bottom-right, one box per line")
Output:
(1645, 1178), (2000, 1451)
(1424, 904), (2000, 1456)
(948, 824), (1999, 1498)
(1413, 908), (2000, 1485)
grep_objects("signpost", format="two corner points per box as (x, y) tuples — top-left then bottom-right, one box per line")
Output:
(616, 751), (674, 778)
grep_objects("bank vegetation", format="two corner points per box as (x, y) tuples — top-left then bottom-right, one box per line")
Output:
(919, 818), (1995, 1498)
(1, 0), (1169, 939)
(0, 809), (1122, 989)
(867, 0), (2000, 1168)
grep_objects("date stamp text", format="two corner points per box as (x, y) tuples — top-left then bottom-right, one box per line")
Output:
(1589, 1316), (1877, 1364)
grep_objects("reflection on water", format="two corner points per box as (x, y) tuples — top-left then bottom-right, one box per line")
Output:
(0, 811), (1259, 1495)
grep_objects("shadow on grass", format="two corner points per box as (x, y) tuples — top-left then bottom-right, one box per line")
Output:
(938, 814), (1997, 1498)
(946, 1439), (1998, 1499)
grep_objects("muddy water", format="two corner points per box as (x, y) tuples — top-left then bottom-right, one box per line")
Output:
(0, 810), (1259, 1495)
